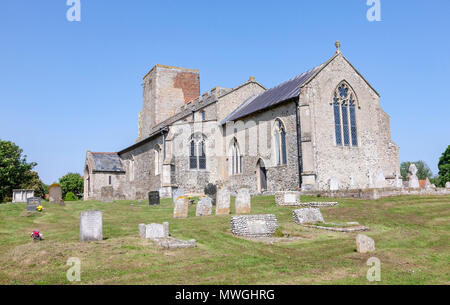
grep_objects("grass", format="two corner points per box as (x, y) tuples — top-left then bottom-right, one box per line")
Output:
(0, 194), (449, 285)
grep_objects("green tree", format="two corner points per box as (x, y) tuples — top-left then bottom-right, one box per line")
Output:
(400, 160), (433, 181)
(437, 145), (450, 187)
(20, 171), (47, 199)
(0, 139), (37, 202)
(59, 173), (83, 198)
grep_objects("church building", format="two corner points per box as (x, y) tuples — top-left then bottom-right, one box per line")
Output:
(84, 42), (401, 200)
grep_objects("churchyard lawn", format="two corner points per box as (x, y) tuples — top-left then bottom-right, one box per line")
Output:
(0, 195), (448, 284)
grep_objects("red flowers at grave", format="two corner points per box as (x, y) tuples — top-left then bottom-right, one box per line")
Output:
(30, 231), (43, 241)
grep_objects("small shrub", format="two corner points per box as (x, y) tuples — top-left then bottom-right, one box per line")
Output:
(274, 227), (284, 237)
(64, 192), (77, 201)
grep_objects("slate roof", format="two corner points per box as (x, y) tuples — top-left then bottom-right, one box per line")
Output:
(223, 64), (323, 122)
(91, 152), (124, 172)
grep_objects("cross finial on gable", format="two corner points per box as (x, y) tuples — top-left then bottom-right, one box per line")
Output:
(335, 41), (341, 53)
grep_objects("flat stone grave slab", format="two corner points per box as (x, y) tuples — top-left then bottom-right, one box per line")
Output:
(302, 222), (370, 232)
(292, 208), (324, 224)
(80, 210), (103, 242)
(153, 237), (196, 250)
(26, 197), (41, 212)
(231, 214), (278, 237)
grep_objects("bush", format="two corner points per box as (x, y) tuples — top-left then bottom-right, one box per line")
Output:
(64, 192), (77, 201)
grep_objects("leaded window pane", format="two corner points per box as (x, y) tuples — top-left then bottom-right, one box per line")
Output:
(333, 96), (342, 145)
(281, 128), (287, 165)
(341, 102), (350, 146)
(199, 142), (206, 169)
(189, 141), (197, 169)
(350, 97), (358, 146)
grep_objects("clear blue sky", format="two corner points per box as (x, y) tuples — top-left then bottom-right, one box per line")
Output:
(1, 1), (449, 184)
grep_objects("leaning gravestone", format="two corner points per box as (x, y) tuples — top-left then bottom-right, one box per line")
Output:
(172, 188), (184, 203)
(27, 197), (41, 212)
(216, 187), (230, 215)
(408, 163), (420, 188)
(148, 191), (160, 205)
(231, 214), (278, 237)
(49, 184), (63, 205)
(235, 188), (251, 214)
(204, 183), (217, 205)
(196, 196), (212, 216)
(80, 210), (103, 242)
(101, 186), (114, 203)
(173, 196), (188, 218)
(275, 191), (301, 206)
(293, 208), (324, 225)
(356, 234), (376, 253)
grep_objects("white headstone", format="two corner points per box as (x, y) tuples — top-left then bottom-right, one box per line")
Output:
(374, 172), (387, 188)
(196, 196), (212, 216)
(172, 188), (184, 203)
(145, 223), (165, 239)
(215, 187), (230, 215)
(408, 164), (420, 188)
(80, 210), (103, 242)
(329, 179), (339, 191)
(235, 188), (251, 214)
(356, 234), (376, 253)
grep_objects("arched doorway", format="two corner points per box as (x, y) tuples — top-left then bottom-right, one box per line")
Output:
(256, 159), (267, 193)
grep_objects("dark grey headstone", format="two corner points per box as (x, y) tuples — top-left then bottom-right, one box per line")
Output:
(27, 197), (41, 211)
(148, 191), (160, 206)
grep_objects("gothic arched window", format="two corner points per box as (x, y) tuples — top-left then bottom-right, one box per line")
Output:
(230, 138), (242, 175)
(189, 134), (207, 170)
(274, 119), (287, 165)
(333, 82), (358, 147)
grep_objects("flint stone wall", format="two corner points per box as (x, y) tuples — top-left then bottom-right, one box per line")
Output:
(231, 214), (278, 237)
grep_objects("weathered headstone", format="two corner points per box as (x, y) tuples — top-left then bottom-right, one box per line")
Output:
(408, 163), (420, 188)
(173, 196), (188, 218)
(196, 196), (212, 216)
(148, 191), (160, 205)
(230, 214), (278, 237)
(26, 197), (41, 212)
(139, 222), (170, 239)
(204, 183), (217, 205)
(275, 191), (301, 206)
(446, 181), (450, 189)
(138, 223), (146, 238)
(356, 234), (375, 253)
(163, 222), (169, 237)
(235, 188), (251, 214)
(215, 187), (230, 215)
(49, 184), (63, 204)
(101, 186), (114, 203)
(329, 178), (339, 191)
(80, 210), (103, 242)
(424, 178), (434, 189)
(172, 188), (184, 203)
(293, 208), (324, 225)
(374, 172), (387, 188)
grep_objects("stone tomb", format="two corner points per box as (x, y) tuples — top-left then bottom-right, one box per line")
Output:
(148, 191), (160, 205)
(231, 214), (278, 237)
(173, 196), (188, 218)
(275, 191), (301, 206)
(80, 210), (103, 242)
(26, 197), (41, 212)
(49, 184), (63, 204)
(12, 189), (35, 203)
(293, 208), (324, 225)
(235, 188), (251, 214)
(215, 187), (230, 215)
(101, 186), (114, 203)
(196, 196), (212, 216)
(172, 188), (184, 203)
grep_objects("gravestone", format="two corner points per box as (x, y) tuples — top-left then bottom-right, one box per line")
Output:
(230, 214), (278, 237)
(138, 223), (146, 238)
(204, 183), (217, 205)
(80, 210), (103, 242)
(293, 208), (324, 225)
(12, 189), (35, 203)
(408, 164), (420, 188)
(163, 222), (169, 237)
(172, 188), (184, 203)
(275, 191), (301, 206)
(101, 186), (114, 203)
(173, 196), (188, 218)
(424, 178), (433, 189)
(215, 187), (230, 215)
(26, 197), (41, 212)
(235, 188), (251, 214)
(49, 184), (63, 204)
(329, 178), (339, 191)
(374, 172), (387, 188)
(446, 181), (450, 189)
(146, 223), (165, 239)
(356, 234), (376, 253)
(148, 191), (160, 205)
(196, 196), (212, 216)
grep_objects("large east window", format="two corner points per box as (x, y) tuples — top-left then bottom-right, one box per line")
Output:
(333, 82), (358, 147)
(189, 136), (206, 170)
